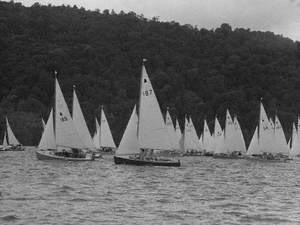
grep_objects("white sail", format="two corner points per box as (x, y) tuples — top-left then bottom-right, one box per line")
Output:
(274, 115), (289, 155)
(214, 117), (225, 154)
(287, 138), (291, 149)
(175, 119), (183, 151)
(199, 134), (203, 149)
(223, 110), (235, 154)
(93, 118), (100, 148)
(55, 78), (84, 149)
(116, 105), (140, 156)
(6, 117), (20, 145)
(247, 126), (259, 155)
(290, 123), (300, 157)
(202, 120), (213, 153)
(165, 110), (178, 150)
(99, 108), (116, 148)
(38, 109), (56, 150)
(42, 118), (46, 130)
(233, 116), (247, 154)
(258, 102), (273, 154)
(72, 88), (95, 150)
(138, 62), (171, 150)
(2, 131), (8, 147)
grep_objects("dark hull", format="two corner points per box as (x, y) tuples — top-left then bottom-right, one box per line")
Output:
(0, 146), (25, 151)
(183, 152), (202, 157)
(114, 155), (180, 167)
(36, 150), (94, 161)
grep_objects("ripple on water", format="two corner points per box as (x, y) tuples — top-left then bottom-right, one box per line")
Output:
(1, 147), (300, 225)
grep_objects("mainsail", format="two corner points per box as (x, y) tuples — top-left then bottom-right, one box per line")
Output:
(189, 117), (201, 150)
(38, 109), (56, 150)
(116, 105), (140, 156)
(72, 88), (95, 150)
(55, 78), (84, 149)
(93, 118), (100, 148)
(6, 117), (20, 145)
(233, 116), (247, 154)
(223, 110), (235, 154)
(214, 117), (225, 154)
(202, 120), (213, 153)
(99, 108), (116, 148)
(290, 123), (300, 157)
(258, 102), (273, 154)
(175, 119), (182, 150)
(138, 62), (171, 150)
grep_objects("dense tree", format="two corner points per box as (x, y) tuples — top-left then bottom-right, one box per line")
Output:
(0, 1), (300, 146)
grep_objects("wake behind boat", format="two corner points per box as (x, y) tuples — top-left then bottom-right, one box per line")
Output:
(114, 60), (181, 167)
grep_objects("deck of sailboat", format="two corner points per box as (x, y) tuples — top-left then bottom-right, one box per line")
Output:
(36, 150), (95, 161)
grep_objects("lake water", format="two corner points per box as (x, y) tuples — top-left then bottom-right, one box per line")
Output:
(0, 147), (300, 225)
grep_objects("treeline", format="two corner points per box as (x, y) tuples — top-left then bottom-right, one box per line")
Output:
(0, 1), (300, 146)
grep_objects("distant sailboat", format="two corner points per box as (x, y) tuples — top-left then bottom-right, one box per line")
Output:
(98, 107), (116, 150)
(165, 109), (178, 150)
(274, 115), (289, 155)
(72, 87), (96, 151)
(213, 117), (224, 156)
(201, 119), (214, 156)
(233, 116), (247, 154)
(1, 117), (23, 151)
(114, 60), (180, 167)
(247, 126), (259, 155)
(247, 101), (291, 161)
(183, 116), (201, 155)
(290, 123), (300, 157)
(175, 119), (183, 151)
(93, 117), (100, 149)
(36, 76), (94, 161)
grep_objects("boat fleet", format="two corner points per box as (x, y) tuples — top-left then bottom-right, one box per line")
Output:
(1, 60), (300, 165)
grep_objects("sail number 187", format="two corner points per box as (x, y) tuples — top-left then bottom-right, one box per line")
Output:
(142, 89), (153, 96)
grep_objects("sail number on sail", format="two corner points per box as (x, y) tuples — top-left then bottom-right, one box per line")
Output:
(142, 90), (153, 96)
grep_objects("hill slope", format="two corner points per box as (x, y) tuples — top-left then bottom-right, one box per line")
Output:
(0, 1), (300, 145)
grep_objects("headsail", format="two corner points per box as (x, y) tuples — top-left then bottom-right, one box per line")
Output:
(93, 118), (100, 148)
(99, 108), (116, 148)
(6, 117), (20, 145)
(138, 61), (171, 150)
(202, 120), (213, 153)
(38, 109), (56, 150)
(72, 88), (95, 150)
(116, 105), (140, 156)
(55, 78), (84, 149)
(165, 109), (178, 150)
(2, 131), (8, 146)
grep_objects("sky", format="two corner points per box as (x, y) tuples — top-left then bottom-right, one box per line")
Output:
(11, 0), (300, 41)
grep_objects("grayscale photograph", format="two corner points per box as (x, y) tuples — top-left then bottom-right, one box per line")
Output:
(0, 0), (300, 224)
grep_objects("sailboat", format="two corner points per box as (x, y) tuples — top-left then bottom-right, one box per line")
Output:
(201, 119), (214, 156)
(233, 116), (247, 155)
(95, 106), (116, 153)
(0, 117), (24, 151)
(290, 123), (300, 158)
(165, 109), (180, 152)
(212, 116), (226, 158)
(114, 60), (180, 167)
(246, 101), (291, 161)
(175, 119), (183, 151)
(183, 116), (201, 156)
(36, 76), (95, 161)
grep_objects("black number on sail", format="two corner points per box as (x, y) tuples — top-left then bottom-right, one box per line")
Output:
(142, 89), (152, 96)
